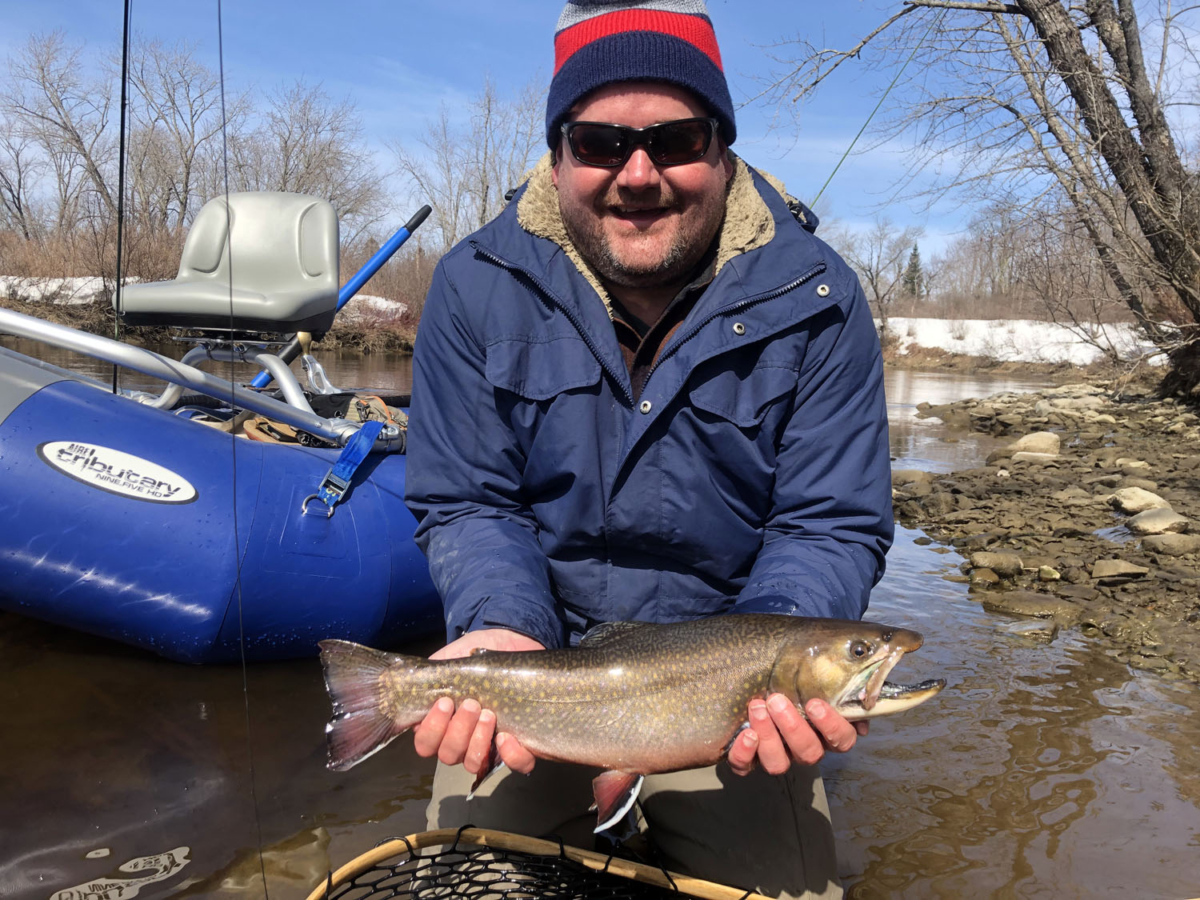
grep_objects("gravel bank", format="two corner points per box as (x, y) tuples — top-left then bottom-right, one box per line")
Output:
(894, 382), (1200, 680)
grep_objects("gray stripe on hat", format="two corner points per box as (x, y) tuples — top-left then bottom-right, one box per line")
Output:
(556, 0), (711, 34)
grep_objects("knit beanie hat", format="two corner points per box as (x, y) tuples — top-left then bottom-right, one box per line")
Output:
(546, 0), (736, 149)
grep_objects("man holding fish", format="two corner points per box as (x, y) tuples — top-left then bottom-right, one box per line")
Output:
(394, 1), (897, 896)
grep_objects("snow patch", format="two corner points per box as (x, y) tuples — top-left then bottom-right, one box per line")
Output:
(883, 316), (1164, 366)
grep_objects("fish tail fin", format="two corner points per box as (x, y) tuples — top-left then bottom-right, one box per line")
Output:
(319, 639), (423, 772)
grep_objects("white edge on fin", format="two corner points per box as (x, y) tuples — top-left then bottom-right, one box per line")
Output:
(593, 775), (644, 834)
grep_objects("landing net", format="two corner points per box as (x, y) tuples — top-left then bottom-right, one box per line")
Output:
(306, 827), (768, 900)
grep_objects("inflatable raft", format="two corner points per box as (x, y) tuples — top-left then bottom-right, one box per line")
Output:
(0, 192), (442, 663)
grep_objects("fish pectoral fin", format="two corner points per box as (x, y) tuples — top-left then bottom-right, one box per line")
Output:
(722, 721), (752, 757)
(591, 771), (644, 834)
(466, 745), (507, 800)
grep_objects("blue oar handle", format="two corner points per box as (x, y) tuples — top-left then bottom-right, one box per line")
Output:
(250, 205), (432, 390)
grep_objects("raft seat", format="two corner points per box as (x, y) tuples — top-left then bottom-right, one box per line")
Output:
(118, 191), (340, 334)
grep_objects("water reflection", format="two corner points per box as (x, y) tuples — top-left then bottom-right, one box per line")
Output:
(884, 368), (1056, 473)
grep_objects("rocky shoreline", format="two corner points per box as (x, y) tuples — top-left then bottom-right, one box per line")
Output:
(894, 382), (1200, 681)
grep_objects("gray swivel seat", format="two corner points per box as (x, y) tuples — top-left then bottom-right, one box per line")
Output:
(119, 191), (340, 333)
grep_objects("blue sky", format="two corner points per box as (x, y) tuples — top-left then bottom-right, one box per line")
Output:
(0, 1), (966, 253)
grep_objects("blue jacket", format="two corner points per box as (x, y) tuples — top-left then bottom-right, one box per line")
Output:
(405, 155), (893, 649)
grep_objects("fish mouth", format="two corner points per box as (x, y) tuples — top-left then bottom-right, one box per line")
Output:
(834, 648), (945, 720)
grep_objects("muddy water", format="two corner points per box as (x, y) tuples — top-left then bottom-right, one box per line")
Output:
(3, 342), (1200, 898)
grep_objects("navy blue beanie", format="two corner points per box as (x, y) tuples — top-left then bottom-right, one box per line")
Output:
(547, 1), (736, 149)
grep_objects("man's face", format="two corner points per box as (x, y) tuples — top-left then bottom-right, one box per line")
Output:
(553, 83), (734, 291)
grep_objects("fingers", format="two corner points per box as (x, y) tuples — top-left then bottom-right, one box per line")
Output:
(495, 732), (537, 774)
(767, 694), (824, 768)
(726, 725), (759, 776)
(464, 709), (496, 775)
(855, 721), (870, 738)
(413, 696), (455, 758)
(804, 699), (859, 754)
(751, 697), (798, 775)
(437, 698), (482, 766)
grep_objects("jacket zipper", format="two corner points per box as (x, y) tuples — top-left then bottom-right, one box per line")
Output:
(647, 261), (827, 380)
(471, 242), (634, 406)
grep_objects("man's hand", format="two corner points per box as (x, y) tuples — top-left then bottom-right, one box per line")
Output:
(412, 628), (543, 775)
(727, 694), (868, 776)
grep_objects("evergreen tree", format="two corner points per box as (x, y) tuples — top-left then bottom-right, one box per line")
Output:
(901, 244), (923, 300)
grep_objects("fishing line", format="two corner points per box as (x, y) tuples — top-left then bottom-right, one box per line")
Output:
(111, 0), (131, 394)
(215, 0), (271, 893)
(810, 8), (946, 208)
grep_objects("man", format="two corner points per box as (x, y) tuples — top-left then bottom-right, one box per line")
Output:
(403, 2), (893, 896)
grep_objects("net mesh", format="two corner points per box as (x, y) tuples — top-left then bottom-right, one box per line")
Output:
(317, 828), (756, 900)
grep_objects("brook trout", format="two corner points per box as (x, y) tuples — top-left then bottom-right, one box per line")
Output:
(320, 615), (943, 830)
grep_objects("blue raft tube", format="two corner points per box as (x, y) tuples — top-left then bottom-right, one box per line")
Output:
(0, 194), (441, 663)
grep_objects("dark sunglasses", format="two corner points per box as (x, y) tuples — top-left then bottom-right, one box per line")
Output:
(560, 117), (720, 168)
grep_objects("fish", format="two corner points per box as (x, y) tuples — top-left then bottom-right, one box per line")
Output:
(319, 614), (944, 831)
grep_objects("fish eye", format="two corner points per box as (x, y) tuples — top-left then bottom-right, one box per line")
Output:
(849, 640), (873, 659)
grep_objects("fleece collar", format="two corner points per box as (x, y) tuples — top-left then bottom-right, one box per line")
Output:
(515, 151), (779, 316)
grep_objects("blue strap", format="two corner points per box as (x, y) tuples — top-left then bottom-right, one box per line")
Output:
(304, 420), (384, 516)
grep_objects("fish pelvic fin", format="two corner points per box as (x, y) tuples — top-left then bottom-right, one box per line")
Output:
(466, 751), (507, 801)
(591, 771), (644, 834)
(319, 639), (419, 772)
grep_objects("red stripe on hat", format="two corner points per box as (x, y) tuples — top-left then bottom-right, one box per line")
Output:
(554, 10), (723, 75)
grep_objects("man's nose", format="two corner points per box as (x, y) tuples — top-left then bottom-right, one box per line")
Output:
(616, 146), (660, 190)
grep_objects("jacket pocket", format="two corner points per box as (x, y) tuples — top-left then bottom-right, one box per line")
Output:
(485, 336), (601, 401)
(688, 362), (799, 428)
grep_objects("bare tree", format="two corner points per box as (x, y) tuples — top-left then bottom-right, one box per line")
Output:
(243, 81), (382, 237)
(760, 1), (1200, 390)
(0, 119), (43, 241)
(837, 217), (923, 334)
(4, 32), (115, 224)
(125, 39), (238, 230)
(393, 76), (545, 252)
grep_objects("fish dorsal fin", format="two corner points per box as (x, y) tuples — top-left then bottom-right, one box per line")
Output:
(579, 621), (650, 648)
(468, 647), (491, 656)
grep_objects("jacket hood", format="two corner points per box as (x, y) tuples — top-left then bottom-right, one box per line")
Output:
(514, 151), (791, 316)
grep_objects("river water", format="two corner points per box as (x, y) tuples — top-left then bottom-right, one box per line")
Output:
(2, 341), (1199, 899)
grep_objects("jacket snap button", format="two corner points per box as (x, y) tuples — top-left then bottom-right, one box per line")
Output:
(639, 400), (652, 414)
(732, 322), (746, 335)
(816, 283), (830, 297)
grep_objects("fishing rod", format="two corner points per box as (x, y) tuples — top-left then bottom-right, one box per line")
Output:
(248, 204), (432, 390)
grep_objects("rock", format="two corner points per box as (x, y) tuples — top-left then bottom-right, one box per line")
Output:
(980, 590), (1082, 624)
(1038, 565), (1061, 581)
(913, 536), (933, 546)
(1051, 396), (1106, 410)
(970, 568), (1000, 585)
(1128, 508), (1190, 535)
(1012, 451), (1059, 464)
(892, 469), (934, 487)
(1141, 534), (1200, 556)
(1055, 584), (1099, 601)
(1091, 559), (1150, 578)
(1108, 487), (1171, 514)
(1117, 477), (1158, 492)
(1050, 486), (1090, 502)
(922, 492), (958, 516)
(969, 551), (1023, 577)
(1009, 431), (1060, 455)
(999, 619), (1060, 642)
(1115, 458), (1150, 469)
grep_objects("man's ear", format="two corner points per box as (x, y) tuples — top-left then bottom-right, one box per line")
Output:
(719, 141), (734, 183)
(552, 143), (562, 187)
